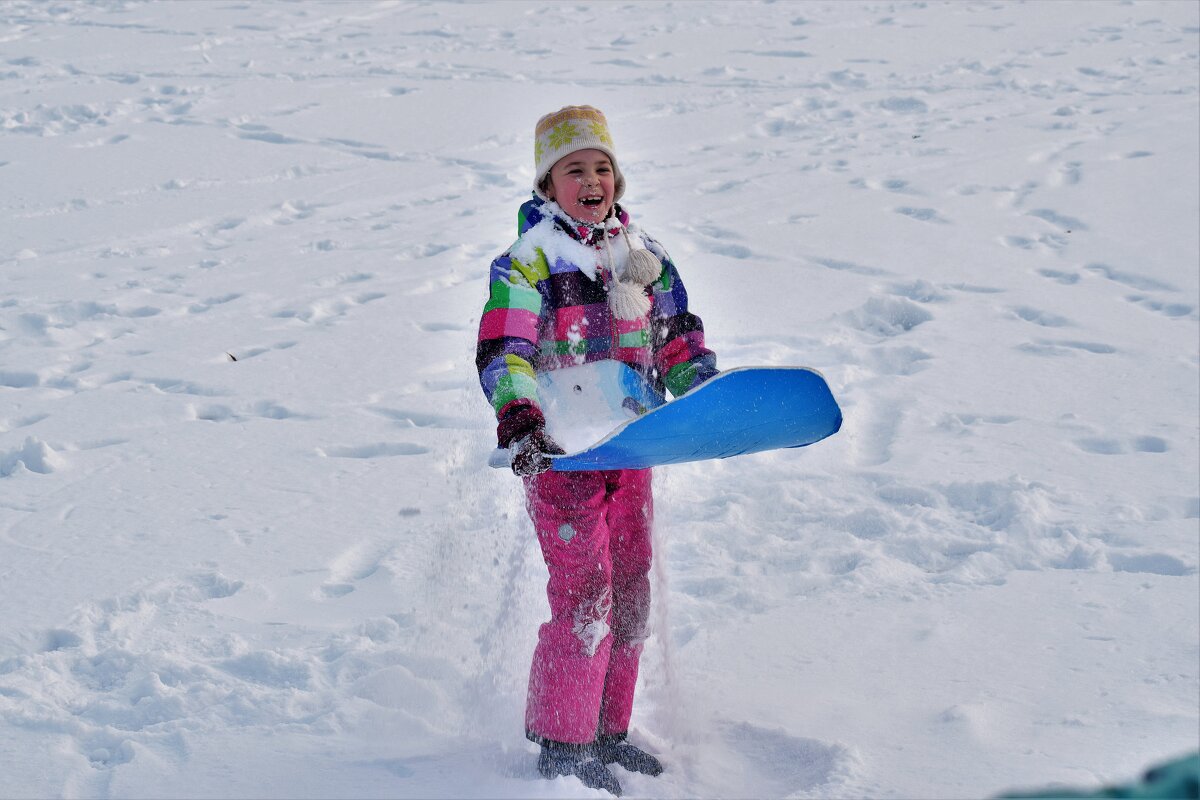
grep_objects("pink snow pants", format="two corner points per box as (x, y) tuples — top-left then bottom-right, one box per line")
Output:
(522, 467), (653, 745)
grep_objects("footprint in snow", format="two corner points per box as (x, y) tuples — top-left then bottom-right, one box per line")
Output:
(811, 256), (890, 277)
(404, 273), (470, 296)
(369, 407), (473, 430)
(1052, 161), (1083, 186)
(894, 206), (950, 224)
(1027, 208), (1088, 232)
(417, 321), (468, 333)
(226, 346), (269, 361)
(1010, 306), (1073, 327)
(206, 216), (246, 234)
(888, 279), (948, 303)
(1003, 232), (1073, 252)
(40, 629), (84, 652)
(1075, 435), (1169, 455)
(220, 650), (312, 689)
(272, 292), (384, 324)
(1018, 339), (1116, 356)
(843, 296), (933, 338)
(709, 241), (754, 259)
(417, 378), (467, 392)
(445, 156), (513, 189)
(320, 543), (393, 600)
(1086, 262), (1176, 292)
(851, 177), (922, 194)
(0, 412), (50, 433)
(315, 271), (374, 288)
(236, 127), (304, 146)
(188, 401), (309, 422)
(882, 178), (918, 193)
(828, 69), (868, 88)
(1108, 552), (1195, 576)
(938, 413), (1021, 435)
(401, 243), (458, 259)
(695, 178), (751, 194)
(1131, 436), (1170, 453)
(143, 377), (227, 396)
(187, 293), (242, 314)
(81, 732), (136, 768)
(224, 341), (297, 361)
(742, 48), (812, 59)
(1002, 235), (1037, 250)
(1036, 268), (1081, 285)
(1075, 437), (1125, 455)
(317, 442), (430, 459)
(710, 720), (855, 799)
(270, 200), (322, 224)
(878, 96), (928, 114)
(0, 370), (39, 389)
(1125, 295), (1196, 319)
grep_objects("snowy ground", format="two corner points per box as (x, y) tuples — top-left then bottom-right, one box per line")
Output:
(1, 1), (1197, 798)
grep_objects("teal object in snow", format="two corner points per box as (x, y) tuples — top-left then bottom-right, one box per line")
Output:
(996, 751), (1199, 799)
(550, 366), (842, 472)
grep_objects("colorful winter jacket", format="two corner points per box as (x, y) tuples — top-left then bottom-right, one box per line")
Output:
(476, 196), (717, 440)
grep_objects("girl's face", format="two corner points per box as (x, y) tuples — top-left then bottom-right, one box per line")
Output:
(545, 149), (616, 224)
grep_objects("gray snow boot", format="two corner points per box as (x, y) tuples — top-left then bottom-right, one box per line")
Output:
(597, 732), (664, 777)
(537, 740), (623, 796)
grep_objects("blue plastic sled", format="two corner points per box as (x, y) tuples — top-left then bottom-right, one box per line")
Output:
(550, 366), (842, 471)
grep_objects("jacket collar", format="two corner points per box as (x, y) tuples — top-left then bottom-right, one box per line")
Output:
(518, 194), (630, 247)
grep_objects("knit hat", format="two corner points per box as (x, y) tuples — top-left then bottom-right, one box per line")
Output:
(533, 105), (625, 202)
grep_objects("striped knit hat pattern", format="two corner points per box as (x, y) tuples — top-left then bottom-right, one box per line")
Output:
(533, 105), (625, 202)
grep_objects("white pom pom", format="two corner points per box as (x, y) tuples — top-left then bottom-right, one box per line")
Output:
(624, 248), (662, 287)
(608, 281), (652, 320)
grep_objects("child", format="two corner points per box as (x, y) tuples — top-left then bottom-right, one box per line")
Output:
(476, 106), (718, 796)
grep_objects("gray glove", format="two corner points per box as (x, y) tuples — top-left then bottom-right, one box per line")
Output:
(511, 429), (566, 477)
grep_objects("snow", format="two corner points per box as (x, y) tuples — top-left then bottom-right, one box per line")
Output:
(537, 362), (655, 455)
(513, 200), (607, 281)
(1, 0), (1197, 797)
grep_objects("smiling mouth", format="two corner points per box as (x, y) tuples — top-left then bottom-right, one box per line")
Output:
(579, 196), (605, 208)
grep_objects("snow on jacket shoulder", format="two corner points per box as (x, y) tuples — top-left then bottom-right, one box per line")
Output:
(476, 196), (717, 429)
